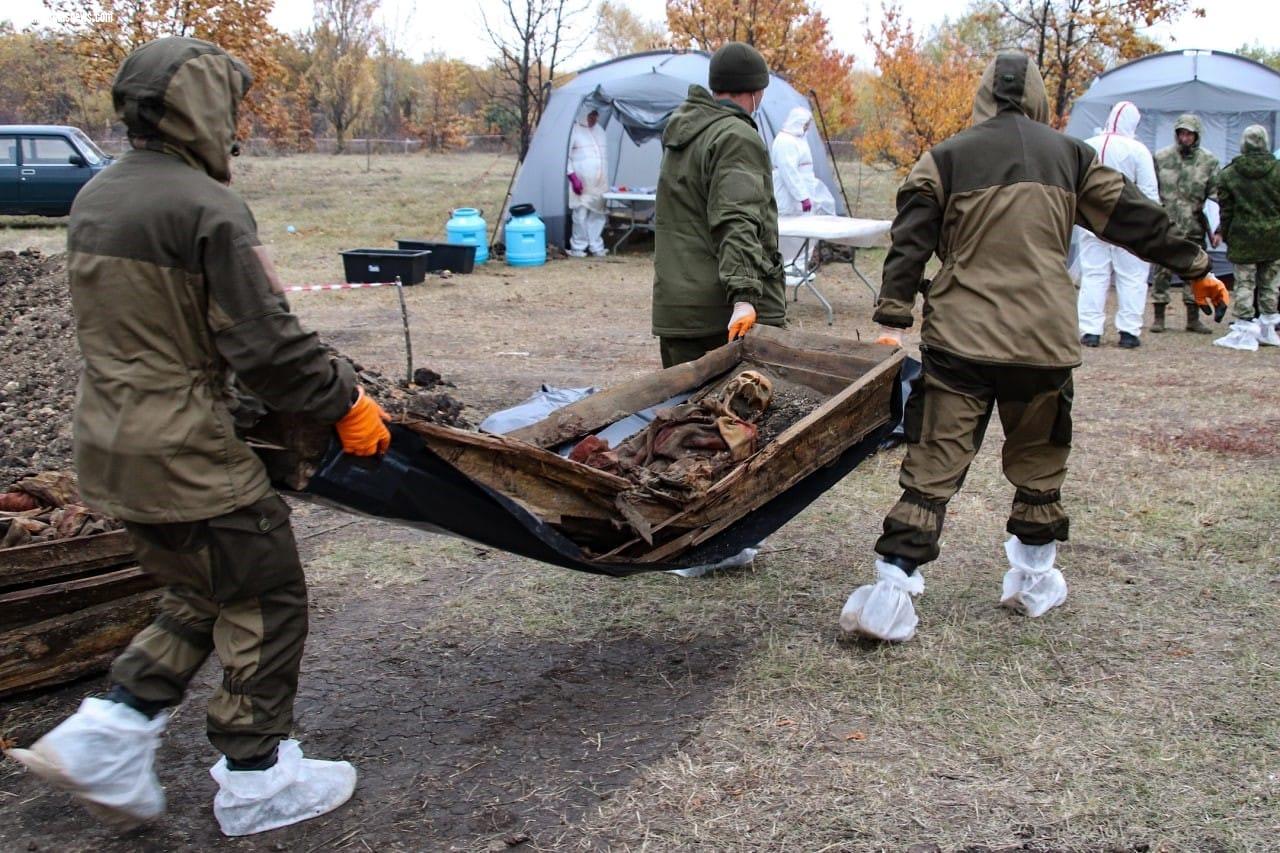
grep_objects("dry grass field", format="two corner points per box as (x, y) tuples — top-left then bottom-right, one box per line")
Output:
(1, 153), (1276, 852)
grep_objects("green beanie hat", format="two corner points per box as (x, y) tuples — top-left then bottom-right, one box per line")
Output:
(709, 42), (770, 94)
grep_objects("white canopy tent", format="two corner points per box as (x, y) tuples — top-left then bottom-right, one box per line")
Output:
(509, 50), (845, 249)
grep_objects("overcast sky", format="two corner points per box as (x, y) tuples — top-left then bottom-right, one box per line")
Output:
(5, 0), (1275, 69)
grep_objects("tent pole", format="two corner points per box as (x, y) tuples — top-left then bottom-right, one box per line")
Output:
(809, 88), (854, 216)
(490, 82), (553, 253)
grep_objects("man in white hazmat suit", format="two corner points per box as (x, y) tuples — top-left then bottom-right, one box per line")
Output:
(566, 108), (608, 257)
(1077, 101), (1159, 348)
(770, 107), (836, 274)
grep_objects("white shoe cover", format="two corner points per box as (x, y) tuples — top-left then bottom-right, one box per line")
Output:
(210, 739), (356, 837)
(1000, 536), (1068, 618)
(839, 560), (925, 642)
(1256, 314), (1280, 346)
(4, 697), (166, 828)
(667, 547), (758, 578)
(1214, 320), (1260, 351)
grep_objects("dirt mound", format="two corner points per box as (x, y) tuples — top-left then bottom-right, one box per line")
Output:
(0, 250), (76, 488)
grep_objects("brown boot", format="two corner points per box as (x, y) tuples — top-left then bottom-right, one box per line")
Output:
(1151, 304), (1166, 332)
(1185, 301), (1211, 333)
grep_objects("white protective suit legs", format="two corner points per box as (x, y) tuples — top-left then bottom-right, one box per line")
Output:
(1077, 231), (1150, 337)
(569, 206), (607, 256)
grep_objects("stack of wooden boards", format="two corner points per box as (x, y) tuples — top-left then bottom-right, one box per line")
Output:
(0, 530), (155, 699)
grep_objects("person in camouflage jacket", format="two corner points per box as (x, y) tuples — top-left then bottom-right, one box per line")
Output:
(839, 52), (1225, 644)
(1152, 113), (1221, 333)
(1211, 124), (1280, 349)
(7, 37), (389, 836)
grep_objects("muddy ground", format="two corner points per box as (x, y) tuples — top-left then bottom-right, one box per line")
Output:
(1, 154), (1276, 852)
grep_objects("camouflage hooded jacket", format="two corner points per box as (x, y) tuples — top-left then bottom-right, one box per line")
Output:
(874, 52), (1210, 368)
(1154, 113), (1220, 238)
(69, 37), (355, 523)
(1216, 125), (1280, 264)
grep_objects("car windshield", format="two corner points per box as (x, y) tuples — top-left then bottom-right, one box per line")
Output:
(71, 129), (109, 165)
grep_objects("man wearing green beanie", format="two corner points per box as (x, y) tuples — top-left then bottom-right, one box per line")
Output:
(652, 41), (786, 368)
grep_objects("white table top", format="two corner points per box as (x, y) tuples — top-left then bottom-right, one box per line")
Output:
(603, 191), (657, 202)
(777, 214), (892, 247)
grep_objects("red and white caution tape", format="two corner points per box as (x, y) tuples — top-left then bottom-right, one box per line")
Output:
(283, 281), (397, 293)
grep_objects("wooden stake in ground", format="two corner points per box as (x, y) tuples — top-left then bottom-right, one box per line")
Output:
(395, 275), (413, 384)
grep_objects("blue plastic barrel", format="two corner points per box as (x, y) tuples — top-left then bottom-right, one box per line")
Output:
(505, 204), (546, 267)
(445, 207), (488, 265)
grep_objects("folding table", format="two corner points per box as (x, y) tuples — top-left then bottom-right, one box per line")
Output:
(777, 215), (893, 324)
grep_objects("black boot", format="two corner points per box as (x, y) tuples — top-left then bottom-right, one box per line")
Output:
(1080, 333), (1101, 347)
(1118, 331), (1140, 348)
(1151, 303), (1166, 332)
(1185, 302), (1212, 334)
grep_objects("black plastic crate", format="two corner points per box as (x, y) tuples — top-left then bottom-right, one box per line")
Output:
(340, 248), (430, 284)
(396, 240), (476, 274)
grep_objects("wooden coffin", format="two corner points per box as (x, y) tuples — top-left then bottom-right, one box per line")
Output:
(400, 325), (904, 563)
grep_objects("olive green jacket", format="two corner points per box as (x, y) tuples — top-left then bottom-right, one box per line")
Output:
(875, 52), (1210, 368)
(70, 37), (355, 523)
(652, 85), (785, 338)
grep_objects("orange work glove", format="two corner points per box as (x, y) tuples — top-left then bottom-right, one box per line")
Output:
(1190, 273), (1230, 322)
(875, 325), (904, 346)
(335, 386), (391, 456)
(727, 301), (757, 341)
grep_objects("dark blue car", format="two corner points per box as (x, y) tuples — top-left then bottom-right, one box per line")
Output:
(0, 125), (114, 217)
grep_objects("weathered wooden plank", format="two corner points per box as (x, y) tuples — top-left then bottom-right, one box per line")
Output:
(746, 323), (892, 362)
(507, 341), (744, 449)
(0, 530), (135, 592)
(0, 591), (159, 699)
(0, 566), (155, 632)
(743, 333), (882, 380)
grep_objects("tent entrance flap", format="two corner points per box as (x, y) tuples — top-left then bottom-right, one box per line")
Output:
(582, 71), (692, 144)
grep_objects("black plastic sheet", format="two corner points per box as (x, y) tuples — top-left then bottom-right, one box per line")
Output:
(295, 358), (919, 577)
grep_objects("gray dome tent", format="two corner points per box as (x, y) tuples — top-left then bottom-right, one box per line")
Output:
(509, 50), (844, 249)
(1066, 49), (1280, 162)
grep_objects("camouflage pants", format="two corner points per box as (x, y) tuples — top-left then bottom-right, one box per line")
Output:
(876, 351), (1073, 566)
(1151, 228), (1205, 306)
(1231, 261), (1280, 321)
(111, 494), (308, 762)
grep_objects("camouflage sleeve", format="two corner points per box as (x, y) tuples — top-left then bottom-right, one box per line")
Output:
(1217, 174), (1234, 242)
(1206, 156), (1220, 201)
(707, 129), (773, 305)
(1076, 155), (1211, 280)
(200, 201), (356, 423)
(874, 153), (944, 329)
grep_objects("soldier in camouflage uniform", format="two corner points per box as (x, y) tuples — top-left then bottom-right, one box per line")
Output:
(1211, 124), (1280, 349)
(1152, 113), (1221, 333)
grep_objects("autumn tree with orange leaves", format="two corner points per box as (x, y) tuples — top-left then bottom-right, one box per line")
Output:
(862, 3), (983, 173)
(665, 0), (856, 134)
(985, 0), (1202, 126)
(42, 0), (306, 145)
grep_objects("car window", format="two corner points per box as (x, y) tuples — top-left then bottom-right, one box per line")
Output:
(71, 129), (107, 165)
(21, 136), (77, 166)
(0, 138), (16, 166)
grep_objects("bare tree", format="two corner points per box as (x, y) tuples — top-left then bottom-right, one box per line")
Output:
(480, 0), (592, 159)
(308, 0), (380, 152)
